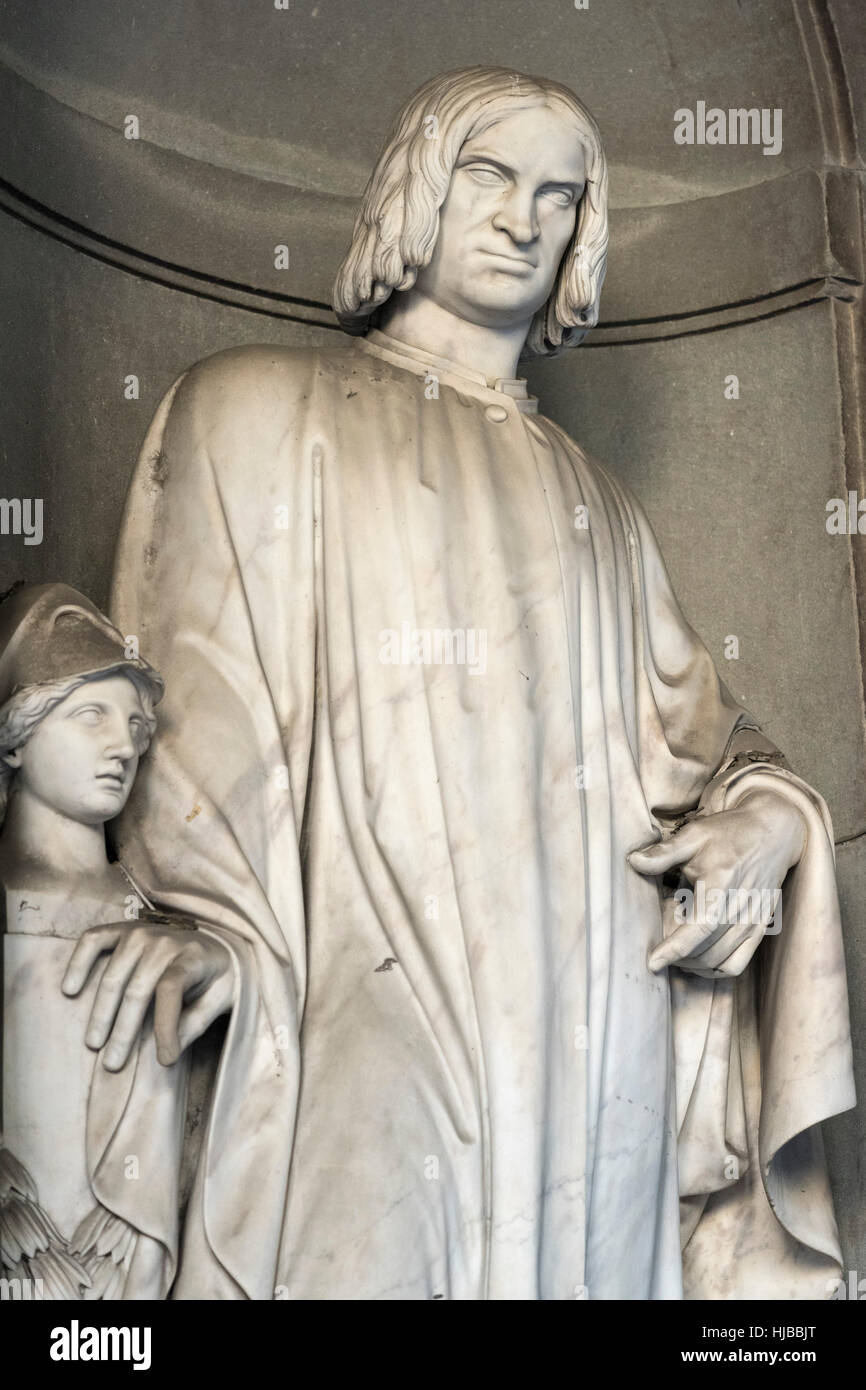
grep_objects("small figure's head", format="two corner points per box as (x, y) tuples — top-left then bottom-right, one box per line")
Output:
(0, 585), (163, 828)
(333, 66), (608, 356)
(1, 670), (156, 826)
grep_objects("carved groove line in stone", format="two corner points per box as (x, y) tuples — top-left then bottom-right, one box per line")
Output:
(0, 174), (860, 347)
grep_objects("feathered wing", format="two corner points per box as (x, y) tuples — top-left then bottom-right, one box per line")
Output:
(69, 1202), (139, 1301)
(0, 1145), (93, 1299)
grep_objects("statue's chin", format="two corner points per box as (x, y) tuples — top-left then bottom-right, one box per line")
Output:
(70, 793), (127, 825)
(443, 296), (542, 334)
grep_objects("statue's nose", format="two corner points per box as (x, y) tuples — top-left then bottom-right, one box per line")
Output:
(492, 194), (539, 245)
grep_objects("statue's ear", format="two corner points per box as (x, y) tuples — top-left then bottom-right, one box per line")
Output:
(1, 749), (22, 770)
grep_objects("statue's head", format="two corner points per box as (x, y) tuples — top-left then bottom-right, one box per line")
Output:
(0, 585), (164, 827)
(333, 66), (608, 356)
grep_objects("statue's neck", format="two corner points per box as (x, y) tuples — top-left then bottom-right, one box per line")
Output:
(0, 789), (111, 891)
(379, 292), (530, 385)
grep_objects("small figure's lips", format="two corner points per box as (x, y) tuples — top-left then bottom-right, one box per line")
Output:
(95, 771), (126, 789)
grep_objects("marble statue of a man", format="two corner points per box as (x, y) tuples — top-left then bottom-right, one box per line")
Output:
(107, 67), (854, 1300)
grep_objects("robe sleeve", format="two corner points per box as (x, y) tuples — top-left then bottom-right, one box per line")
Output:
(610, 470), (856, 1297)
(110, 346), (319, 1298)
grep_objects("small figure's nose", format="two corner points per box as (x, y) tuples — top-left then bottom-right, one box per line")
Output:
(103, 716), (136, 763)
(492, 188), (539, 246)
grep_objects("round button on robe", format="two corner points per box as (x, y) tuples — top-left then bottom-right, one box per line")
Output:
(484, 403), (509, 423)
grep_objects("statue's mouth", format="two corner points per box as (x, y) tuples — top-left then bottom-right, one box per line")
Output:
(95, 772), (126, 789)
(480, 250), (537, 272)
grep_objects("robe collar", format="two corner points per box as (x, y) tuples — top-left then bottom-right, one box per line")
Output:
(360, 329), (539, 415)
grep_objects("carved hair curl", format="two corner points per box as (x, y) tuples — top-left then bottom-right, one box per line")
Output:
(332, 66), (609, 356)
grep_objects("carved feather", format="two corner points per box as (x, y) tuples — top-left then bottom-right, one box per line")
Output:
(70, 1202), (138, 1301)
(0, 1146), (93, 1298)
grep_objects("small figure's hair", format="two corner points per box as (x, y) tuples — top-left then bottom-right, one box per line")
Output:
(0, 669), (157, 824)
(333, 66), (609, 356)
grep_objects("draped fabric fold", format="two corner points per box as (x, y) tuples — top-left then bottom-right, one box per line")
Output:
(675, 765), (855, 1298)
(86, 1003), (190, 1299)
(110, 335), (854, 1299)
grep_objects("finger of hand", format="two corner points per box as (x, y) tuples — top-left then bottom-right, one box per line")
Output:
(730, 892), (779, 931)
(678, 923), (764, 977)
(84, 935), (146, 1049)
(174, 986), (227, 1060)
(62, 925), (126, 996)
(628, 824), (703, 877)
(712, 923), (765, 977)
(648, 914), (731, 971)
(661, 894), (684, 941)
(154, 960), (197, 1066)
(685, 919), (758, 970)
(99, 943), (178, 1070)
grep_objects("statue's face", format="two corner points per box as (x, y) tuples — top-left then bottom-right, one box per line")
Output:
(5, 673), (148, 826)
(414, 105), (586, 333)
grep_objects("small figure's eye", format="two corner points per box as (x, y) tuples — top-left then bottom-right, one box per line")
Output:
(73, 706), (103, 726)
(129, 716), (150, 751)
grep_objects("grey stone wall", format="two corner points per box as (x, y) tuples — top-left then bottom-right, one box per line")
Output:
(1, 0), (863, 1280)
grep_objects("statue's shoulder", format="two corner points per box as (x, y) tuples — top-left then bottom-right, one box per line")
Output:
(139, 340), (373, 498)
(535, 412), (647, 531)
(536, 414), (629, 494)
(169, 339), (360, 423)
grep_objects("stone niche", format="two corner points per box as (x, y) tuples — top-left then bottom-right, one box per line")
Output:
(0, 0), (863, 1277)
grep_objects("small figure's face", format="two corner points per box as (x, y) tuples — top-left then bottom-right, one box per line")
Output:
(2, 674), (149, 826)
(414, 105), (587, 332)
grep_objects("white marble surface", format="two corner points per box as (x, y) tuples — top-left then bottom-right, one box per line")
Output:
(4, 68), (854, 1301)
(2, 877), (189, 1299)
(112, 329), (855, 1299)
(4, 898), (114, 1241)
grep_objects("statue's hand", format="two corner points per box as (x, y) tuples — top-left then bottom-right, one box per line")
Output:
(62, 921), (234, 1071)
(628, 788), (807, 978)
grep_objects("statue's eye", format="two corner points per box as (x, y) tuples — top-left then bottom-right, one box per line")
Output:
(74, 706), (103, 725)
(464, 165), (505, 186)
(541, 186), (574, 207)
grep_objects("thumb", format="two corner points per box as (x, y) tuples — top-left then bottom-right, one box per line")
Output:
(628, 826), (699, 876)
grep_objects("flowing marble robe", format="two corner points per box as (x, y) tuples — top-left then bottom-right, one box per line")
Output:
(110, 330), (855, 1300)
(2, 871), (190, 1300)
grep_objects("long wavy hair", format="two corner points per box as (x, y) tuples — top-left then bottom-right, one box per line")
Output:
(332, 66), (609, 356)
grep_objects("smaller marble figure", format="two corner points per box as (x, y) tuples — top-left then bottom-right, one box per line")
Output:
(0, 583), (188, 1299)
